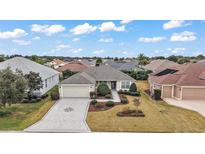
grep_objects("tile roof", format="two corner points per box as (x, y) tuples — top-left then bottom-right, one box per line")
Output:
(0, 57), (59, 80)
(149, 63), (205, 86)
(57, 61), (89, 72)
(144, 59), (180, 73)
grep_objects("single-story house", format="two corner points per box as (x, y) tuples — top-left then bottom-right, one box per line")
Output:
(59, 65), (135, 98)
(57, 61), (89, 73)
(78, 59), (96, 67)
(149, 63), (205, 100)
(104, 60), (142, 71)
(0, 57), (59, 95)
(143, 59), (180, 74)
(47, 59), (67, 69)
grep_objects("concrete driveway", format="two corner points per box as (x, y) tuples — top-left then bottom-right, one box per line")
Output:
(24, 98), (91, 133)
(164, 98), (205, 117)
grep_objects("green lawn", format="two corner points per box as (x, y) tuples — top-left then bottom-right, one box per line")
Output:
(0, 89), (56, 130)
(86, 81), (205, 132)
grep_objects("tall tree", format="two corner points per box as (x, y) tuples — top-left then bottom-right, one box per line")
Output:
(0, 67), (27, 107)
(24, 72), (43, 96)
(96, 58), (103, 66)
(137, 53), (149, 65)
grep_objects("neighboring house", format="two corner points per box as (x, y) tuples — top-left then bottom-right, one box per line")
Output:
(48, 59), (67, 69)
(197, 59), (205, 67)
(143, 59), (180, 74)
(57, 61), (89, 73)
(59, 65), (135, 98)
(149, 63), (205, 100)
(104, 60), (142, 71)
(0, 57), (59, 95)
(79, 59), (96, 67)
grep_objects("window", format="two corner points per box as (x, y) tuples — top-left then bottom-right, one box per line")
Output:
(121, 81), (130, 89)
(45, 79), (48, 88)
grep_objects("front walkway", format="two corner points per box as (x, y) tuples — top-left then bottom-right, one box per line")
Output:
(24, 98), (91, 133)
(164, 98), (205, 117)
(93, 90), (121, 102)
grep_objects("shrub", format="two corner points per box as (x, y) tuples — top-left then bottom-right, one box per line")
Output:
(90, 91), (96, 99)
(105, 94), (112, 99)
(51, 91), (60, 100)
(0, 111), (11, 117)
(97, 82), (110, 96)
(121, 98), (128, 104)
(118, 90), (123, 94)
(94, 102), (104, 108)
(129, 83), (137, 92)
(130, 91), (141, 96)
(91, 99), (97, 105)
(154, 89), (161, 100)
(106, 101), (114, 107)
(41, 94), (48, 99)
(21, 99), (30, 103)
(36, 98), (42, 102)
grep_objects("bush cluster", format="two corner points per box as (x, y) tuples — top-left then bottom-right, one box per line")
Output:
(118, 90), (140, 96)
(154, 89), (161, 100)
(0, 110), (11, 117)
(51, 91), (60, 100)
(122, 70), (150, 80)
(120, 95), (128, 104)
(106, 101), (114, 107)
(91, 99), (97, 105)
(97, 82), (110, 96)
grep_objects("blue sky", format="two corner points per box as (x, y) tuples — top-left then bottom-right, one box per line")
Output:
(0, 20), (204, 57)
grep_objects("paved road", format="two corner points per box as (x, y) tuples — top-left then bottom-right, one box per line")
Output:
(24, 98), (91, 133)
(164, 98), (205, 117)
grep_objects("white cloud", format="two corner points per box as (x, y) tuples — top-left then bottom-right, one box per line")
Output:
(163, 20), (190, 30)
(99, 22), (125, 32)
(170, 31), (197, 42)
(55, 44), (70, 51)
(138, 37), (166, 43)
(12, 39), (31, 45)
(70, 23), (97, 35)
(98, 38), (113, 43)
(167, 48), (186, 54)
(31, 24), (65, 36)
(72, 38), (80, 42)
(120, 20), (133, 24)
(0, 29), (27, 39)
(32, 36), (40, 40)
(93, 49), (104, 55)
(72, 48), (83, 53)
(119, 42), (125, 46)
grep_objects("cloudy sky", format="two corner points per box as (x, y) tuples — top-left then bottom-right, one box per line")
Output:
(0, 20), (204, 57)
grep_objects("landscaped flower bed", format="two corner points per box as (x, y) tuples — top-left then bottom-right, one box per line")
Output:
(89, 100), (121, 112)
(116, 107), (145, 117)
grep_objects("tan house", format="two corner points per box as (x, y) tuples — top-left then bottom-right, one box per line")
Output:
(144, 59), (180, 74)
(48, 59), (67, 69)
(149, 63), (205, 100)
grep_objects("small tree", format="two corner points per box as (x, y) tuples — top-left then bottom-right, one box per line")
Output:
(0, 67), (27, 107)
(154, 89), (161, 100)
(97, 82), (110, 96)
(129, 83), (137, 92)
(24, 71), (43, 97)
(133, 98), (141, 111)
(96, 58), (103, 66)
(62, 70), (76, 79)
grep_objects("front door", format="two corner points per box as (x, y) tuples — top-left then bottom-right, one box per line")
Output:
(111, 81), (116, 89)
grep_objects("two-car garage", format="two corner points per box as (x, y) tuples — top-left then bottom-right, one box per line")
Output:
(59, 84), (92, 98)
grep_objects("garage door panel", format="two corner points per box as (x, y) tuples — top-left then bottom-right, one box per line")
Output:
(62, 86), (89, 98)
(162, 86), (172, 98)
(183, 88), (205, 100)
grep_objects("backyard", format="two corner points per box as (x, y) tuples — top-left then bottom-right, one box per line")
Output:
(86, 80), (205, 132)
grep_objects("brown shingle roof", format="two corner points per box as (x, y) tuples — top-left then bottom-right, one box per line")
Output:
(149, 63), (205, 86)
(57, 61), (89, 72)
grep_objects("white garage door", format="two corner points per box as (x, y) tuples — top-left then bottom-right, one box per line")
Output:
(62, 86), (89, 98)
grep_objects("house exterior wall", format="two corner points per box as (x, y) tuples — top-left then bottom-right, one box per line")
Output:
(162, 85), (172, 98)
(182, 87), (205, 100)
(39, 74), (59, 95)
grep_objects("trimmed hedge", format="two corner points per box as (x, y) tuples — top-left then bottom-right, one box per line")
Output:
(118, 90), (140, 96)
(91, 99), (97, 105)
(51, 91), (60, 100)
(0, 111), (11, 117)
(97, 82), (110, 96)
(129, 83), (137, 92)
(106, 101), (114, 107)
(154, 89), (161, 100)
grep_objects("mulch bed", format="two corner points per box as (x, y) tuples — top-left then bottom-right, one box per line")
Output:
(117, 110), (145, 117)
(88, 102), (122, 112)
(144, 89), (151, 96)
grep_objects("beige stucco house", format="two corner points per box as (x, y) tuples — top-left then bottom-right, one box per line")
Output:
(59, 65), (135, 98)
(149, 63), (205, 100)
